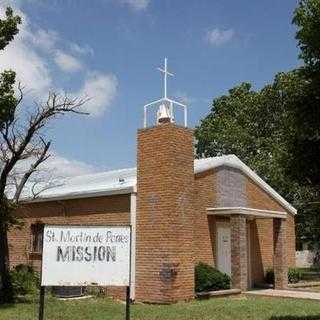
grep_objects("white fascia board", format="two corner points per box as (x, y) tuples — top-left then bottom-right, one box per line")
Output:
(20, 186), (134, 204)
(206, 207), (287, 219)
(195, 155), (297, 216)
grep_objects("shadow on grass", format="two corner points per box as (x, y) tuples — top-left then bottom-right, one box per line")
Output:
(0, 304), (14, 309)
(270, 316), (320, 320)
(0, 294), (37, 308)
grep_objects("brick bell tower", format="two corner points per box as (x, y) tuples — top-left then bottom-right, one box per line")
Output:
(135, 59), (194, 303)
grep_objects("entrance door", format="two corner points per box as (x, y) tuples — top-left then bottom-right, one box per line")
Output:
(216, 223), (231, 276)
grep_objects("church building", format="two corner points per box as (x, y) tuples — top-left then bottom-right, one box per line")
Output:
(8, 59), (296, 303)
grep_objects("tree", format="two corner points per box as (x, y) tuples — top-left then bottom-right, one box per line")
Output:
(0, 7), (21, 126)
(289, 0), (320, 248)
(195, 72), (302, 202)
(289, 0), (320, 189)
(0, 91), (88, 303)
(195, 0), (320, 248)
(0, 7), (21, 51)
(0, 8), (88, 303)
(293, 0), (320, 69)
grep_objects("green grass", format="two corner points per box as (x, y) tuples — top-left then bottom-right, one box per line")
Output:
(298, 267), (320, 282)
(1, 295), (320, 320)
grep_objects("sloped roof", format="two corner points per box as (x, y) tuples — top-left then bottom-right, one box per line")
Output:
(19, 167), (137, 202)
(195, 155), (296, 215)
(19, 155), (296, 215)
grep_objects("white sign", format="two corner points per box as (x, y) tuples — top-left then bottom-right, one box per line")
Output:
(41, 225), (131, 286)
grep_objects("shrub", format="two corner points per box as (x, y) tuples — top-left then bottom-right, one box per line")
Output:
(265, 268), (275, 284)
(10, 264), (39, 296)
(288, 268), (302, 284)
(264, 267), (303, 285)
(195, 262), (231, 292)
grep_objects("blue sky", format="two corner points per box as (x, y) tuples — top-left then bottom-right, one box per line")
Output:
(0, 0), (300, 176)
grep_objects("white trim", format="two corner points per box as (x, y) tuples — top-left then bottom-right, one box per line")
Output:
(195, 155), (297, 215)
(247, 223), (252, 288)
(206, 207), (287, 219)
(130, 192), (137, 301)
(20, 187), (134, 203)
(143, 97), (187, 128)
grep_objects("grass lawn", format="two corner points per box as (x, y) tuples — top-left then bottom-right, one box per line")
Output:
(298, 267), (320, 282)
(1, 295), (320, 320)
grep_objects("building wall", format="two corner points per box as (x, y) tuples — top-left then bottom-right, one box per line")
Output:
(246, 173), (295, 278)
(7, 163), (297, 300)
(193, 167), (296, 286)
(193, 170), (216, 266)
(8, 194), (131, 298)
(215, 166), (247, 207)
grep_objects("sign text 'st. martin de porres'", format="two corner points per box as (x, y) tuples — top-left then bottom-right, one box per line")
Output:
(44, 230), (129, 263)
(41, 226), (131, 287)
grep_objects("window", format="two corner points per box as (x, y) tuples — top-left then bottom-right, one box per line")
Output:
(30, 223), (44, 253)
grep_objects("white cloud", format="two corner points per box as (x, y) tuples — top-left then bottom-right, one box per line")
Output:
(6, 152), (97, 199)
(76, 72), (118, 117)
(70, 43), (94, 56)
(119, 0), (150, 11)
(205, 28), (234, 46)
(0, 4), (117, 117)
(30, 29), (59, 51)
(12, 152), (96, 179)
(0, 6), (52, 96)
(173, 91), (195, 105)
(39, 153), (96, 177)
(54, 50), (84, 72)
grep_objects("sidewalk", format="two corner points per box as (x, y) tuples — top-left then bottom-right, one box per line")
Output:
(246, 289), (320, 301)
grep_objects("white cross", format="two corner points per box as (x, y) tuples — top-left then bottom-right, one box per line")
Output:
(157, 57), (174, 99)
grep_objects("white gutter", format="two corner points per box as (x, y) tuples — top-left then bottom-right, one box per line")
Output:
(206, 207), (287, 219)
(19, 186), (134, 204)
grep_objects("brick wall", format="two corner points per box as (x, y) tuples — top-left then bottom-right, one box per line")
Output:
(8, 194), (131, 299)
(7, 152), (297, 301)
(193, 170), (216, 266)
(246, 176), (296, 282)
(215, 167), (247, 207)
(136, 123), (195, 303)
(193, 167), (296, 286)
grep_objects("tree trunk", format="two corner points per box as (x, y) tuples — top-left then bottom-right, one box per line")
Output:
(0, 223), (13, 303)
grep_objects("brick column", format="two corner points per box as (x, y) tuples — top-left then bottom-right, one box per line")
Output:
(273, 218), (288, 289)
(136, 123), (195, 303)
(231, 215), (247, 291)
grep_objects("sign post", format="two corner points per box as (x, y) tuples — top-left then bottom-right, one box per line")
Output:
(126, 285), (130, 320)
(39, 225), (132, 319)
(38, 286), (45, 320)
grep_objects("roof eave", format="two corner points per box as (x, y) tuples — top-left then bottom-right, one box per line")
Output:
(195, 156), (297, 216)
(19, 186), (135, 204)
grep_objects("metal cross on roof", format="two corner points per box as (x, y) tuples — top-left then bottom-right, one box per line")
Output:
(143, 58), (187, 128)
(157, 58), (173, 99)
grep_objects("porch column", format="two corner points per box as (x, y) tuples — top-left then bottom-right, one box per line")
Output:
(273, 218), (288, 289)
(230, 215), (247, 291)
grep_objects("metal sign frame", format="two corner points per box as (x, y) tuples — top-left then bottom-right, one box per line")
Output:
(38, 224), (132, 320)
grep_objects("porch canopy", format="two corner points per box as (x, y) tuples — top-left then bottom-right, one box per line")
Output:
(206, 206), (288, 291)
(206, 207), (287, 219)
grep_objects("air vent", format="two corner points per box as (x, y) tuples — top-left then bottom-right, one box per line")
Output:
(52, 286), (84, 298)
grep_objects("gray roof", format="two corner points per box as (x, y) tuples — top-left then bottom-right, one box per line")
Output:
(19, 155), (296, 215)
